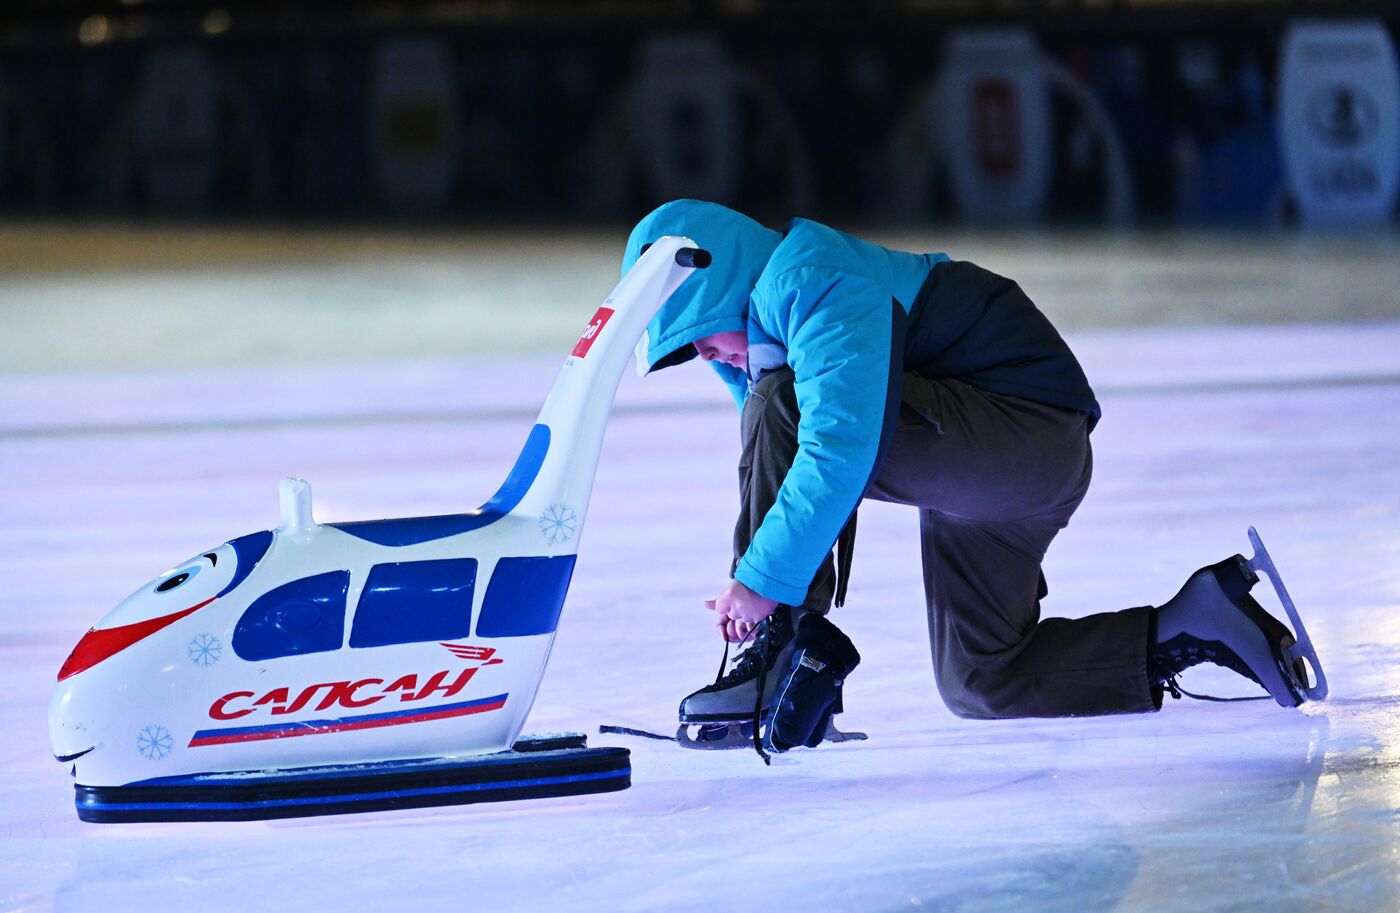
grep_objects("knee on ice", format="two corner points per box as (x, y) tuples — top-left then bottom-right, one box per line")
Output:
(935, 673), (1010, 720)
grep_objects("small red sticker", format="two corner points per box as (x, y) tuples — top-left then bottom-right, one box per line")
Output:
(440, 642), (502, 664)
(571, 307), (614, 358)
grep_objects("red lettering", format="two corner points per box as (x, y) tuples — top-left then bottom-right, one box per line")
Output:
(214, 668), (488, 721)
(411, 668), (476, 701)
(315, 678), (385, 712)
(571, 307), (614, 358)
(342, 678), (387, 708)
(385, 674), (420, 701)
(274, 682), (347, 716)
(254, 687), (290, 712)
(209, 691), (255, 720)
(441, 643), (496, 662)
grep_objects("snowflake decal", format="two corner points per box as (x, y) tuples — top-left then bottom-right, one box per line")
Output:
(539, 503), (578, 545)
(137, 724), (174, 761)
(187, 633), (223, 667)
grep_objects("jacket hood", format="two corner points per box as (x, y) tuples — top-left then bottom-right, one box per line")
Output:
(623, 200), (782, 375)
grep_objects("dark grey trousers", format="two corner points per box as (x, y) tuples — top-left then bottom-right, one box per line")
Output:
(736, 367), (1156, 719)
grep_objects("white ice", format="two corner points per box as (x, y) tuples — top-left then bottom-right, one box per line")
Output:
(1, 230), (1398, 913)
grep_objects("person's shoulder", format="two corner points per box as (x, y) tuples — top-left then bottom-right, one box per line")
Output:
(757, 219), (865, 290)
(776, 218), (854, 262)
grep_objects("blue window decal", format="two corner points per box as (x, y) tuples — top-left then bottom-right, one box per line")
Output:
(331, 424), (550, 547)
(475, 555), (577, 638)
(349, 558), (478, 649)
(232, 571), (349, 661)
(219, 530), (274, 598)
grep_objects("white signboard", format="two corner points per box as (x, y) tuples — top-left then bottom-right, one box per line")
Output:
(630, 36), (741, 204)
(136, 48), (216, 210)
(939, 29), (1051, 223)
(1278, 19), (1400, 227)
(371, 38), (459, 212)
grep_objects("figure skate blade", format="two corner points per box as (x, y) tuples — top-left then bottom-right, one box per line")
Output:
(1245, 526), (1329, 702)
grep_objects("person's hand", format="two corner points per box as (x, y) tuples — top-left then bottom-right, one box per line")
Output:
(706, 579), (778, 643)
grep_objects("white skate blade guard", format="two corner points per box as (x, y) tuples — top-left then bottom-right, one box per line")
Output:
(1245, 526), (1329, 702)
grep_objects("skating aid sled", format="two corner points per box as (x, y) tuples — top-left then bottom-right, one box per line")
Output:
(48, 238), (712, 823)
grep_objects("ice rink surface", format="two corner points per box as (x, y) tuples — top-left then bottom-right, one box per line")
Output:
(2, 229), (1398, 913)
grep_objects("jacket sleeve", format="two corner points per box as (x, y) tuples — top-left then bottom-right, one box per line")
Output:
(733, 268), (903, 605)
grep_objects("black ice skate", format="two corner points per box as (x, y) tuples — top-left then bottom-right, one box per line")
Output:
(1152, 527), (1327, 708)
(676, 608), (865, 750)
(764, 614), (861, 754)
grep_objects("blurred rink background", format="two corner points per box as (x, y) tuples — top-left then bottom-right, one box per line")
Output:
(2, 3), (1400, 913)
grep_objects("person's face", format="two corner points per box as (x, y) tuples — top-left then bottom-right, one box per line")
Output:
(693, 331), (748, 373)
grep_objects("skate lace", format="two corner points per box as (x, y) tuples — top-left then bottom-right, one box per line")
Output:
(1152, 655), (1269, 704)
(706, 614), (787, 691)
(751, 633), (771, 766)
(595, 617), (775, 746)
(1155, 633), (1268, 685)
(699, 613), (790, 764)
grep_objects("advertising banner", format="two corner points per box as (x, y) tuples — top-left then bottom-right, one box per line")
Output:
(939, 29), (1051, 223)
(1278, 19), (1400, 227)
(371, 38), (459, 212)
(630, 36), (741, 205)
(136, 48), (216, 210)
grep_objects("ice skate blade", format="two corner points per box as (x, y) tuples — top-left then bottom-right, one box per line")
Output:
(676, 722), (754, 750)
(73, 739), (630, 823)
(1245, 526), (1329, 702)
(822, 723), (868, 743)
(676, 719), (866, 750)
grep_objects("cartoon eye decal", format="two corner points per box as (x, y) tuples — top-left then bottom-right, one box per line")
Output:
(155, 574), (189, 593)
(154, 563), (202, 594)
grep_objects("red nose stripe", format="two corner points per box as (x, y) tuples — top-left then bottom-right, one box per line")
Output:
(57, 598), (214, 682)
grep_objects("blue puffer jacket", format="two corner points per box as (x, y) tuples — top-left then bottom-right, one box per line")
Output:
(623, 200), (1097, 606)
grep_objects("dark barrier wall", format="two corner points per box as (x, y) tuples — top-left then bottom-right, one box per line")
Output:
(3, 2), (1397, 226)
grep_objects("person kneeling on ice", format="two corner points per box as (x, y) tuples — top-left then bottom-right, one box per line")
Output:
(623, 200), (1324, 757)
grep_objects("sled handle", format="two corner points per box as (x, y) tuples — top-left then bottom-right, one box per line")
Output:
(640, 242), (711, 269)
(675, 247), (711, 269)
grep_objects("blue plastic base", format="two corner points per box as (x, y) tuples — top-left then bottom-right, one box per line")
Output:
(75, 734), (629, 823)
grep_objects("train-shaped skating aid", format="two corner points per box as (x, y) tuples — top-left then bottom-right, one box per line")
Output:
(49, 237), (711, 823)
